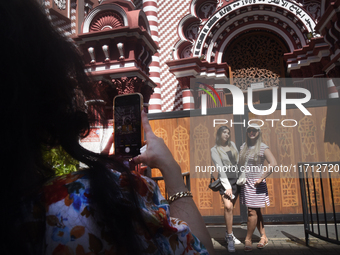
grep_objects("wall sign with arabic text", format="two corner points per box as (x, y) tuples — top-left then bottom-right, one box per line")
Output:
(193, 0), (317, 56)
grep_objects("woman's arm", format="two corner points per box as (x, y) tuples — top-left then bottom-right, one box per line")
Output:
(134, 112), (214, 255)
(255, 148), (277, 186)
(211, 148), (231, 191)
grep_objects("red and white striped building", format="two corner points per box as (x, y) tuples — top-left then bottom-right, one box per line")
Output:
(43, 0), (339, 113)
(38, 0), (340, 222)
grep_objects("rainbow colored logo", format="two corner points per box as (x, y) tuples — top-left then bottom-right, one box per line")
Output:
(197, 82), (222, 106)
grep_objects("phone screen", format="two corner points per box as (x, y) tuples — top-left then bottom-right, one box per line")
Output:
(114, 93), (142, 158)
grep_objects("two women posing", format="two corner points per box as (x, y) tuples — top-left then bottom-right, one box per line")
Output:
(211, 125), (277, 252)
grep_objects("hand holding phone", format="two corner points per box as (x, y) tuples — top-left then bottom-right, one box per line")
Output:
(113, 93), (143, 159)
(132, 111), (179, 170)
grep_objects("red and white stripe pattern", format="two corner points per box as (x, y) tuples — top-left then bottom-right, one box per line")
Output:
(143, 0), (162, 113)
(43, 1), (72, 36)
(182, 89), (194, 110)
(327, 78), (339, 98)
(158, 0), (190, 112)
(240, 143), (270, 208)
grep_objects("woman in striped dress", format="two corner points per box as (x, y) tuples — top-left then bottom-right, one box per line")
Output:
(239, 124), (277, 251)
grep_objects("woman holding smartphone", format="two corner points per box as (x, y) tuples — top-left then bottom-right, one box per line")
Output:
(239, 124), (277, 251)
(211, 126), (241, 253)
(2, 1), (214, 254)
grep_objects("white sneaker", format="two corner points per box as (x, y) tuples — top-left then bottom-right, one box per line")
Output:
(225, 233), (241, 245)
(226, 235), (235, 253)
(232, 234), (241, 245)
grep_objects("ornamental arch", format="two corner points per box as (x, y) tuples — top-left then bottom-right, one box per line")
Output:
(191, 1), (316, 61)
(223, 31), (290, 89)
(82, 3), (128, 33)
(173, 1), (317, 63)
(166, 0), (327, 111)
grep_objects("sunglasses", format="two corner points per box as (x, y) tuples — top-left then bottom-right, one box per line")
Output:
(247, 128), (259, 133)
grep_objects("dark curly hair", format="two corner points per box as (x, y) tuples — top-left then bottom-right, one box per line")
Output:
(1, 0), (148, 254)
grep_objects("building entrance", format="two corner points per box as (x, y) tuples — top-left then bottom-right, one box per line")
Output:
(223, 31), (289, 90)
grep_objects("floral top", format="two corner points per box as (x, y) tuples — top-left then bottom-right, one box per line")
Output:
(24, 170), (208, 254)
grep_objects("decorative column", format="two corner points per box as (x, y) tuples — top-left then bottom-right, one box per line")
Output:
(88, 47), (95, 63)
(182, 89), (194, 110)
(143, 0), (162, 113)
(102, 45), (110, 62)
(177, 76), (194, 110)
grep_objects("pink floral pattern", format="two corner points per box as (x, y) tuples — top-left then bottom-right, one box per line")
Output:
(25, 170), (208, 254)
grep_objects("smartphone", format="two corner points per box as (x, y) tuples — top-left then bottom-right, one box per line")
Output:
(113, 93), (143, 158)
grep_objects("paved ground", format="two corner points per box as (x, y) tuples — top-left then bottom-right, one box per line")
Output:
(207, 224), (340, 255)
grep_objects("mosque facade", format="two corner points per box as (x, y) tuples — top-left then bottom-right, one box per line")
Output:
(43, 0), (340, 113)
(43, 0), (340, 221)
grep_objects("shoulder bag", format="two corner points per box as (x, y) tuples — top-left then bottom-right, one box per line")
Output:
(208, 174), (223, 191)
(208, 147), (227, 194)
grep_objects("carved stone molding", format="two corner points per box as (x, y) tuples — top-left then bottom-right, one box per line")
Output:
(112, 77), (142, 95)
(89, 77), (154, 113)
(177, 76), (192, 90)
(185, 22), (200, 42)
(197, 1), (217, 20)
(224, 32), (286, 89)
(89, 11), (124, 32)
(54, 0), (66, 10)
(91, 80), (115, 103)
(296, 0), (321, 22)
(111, 77), (154, 104)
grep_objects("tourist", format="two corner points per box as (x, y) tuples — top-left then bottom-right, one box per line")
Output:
(239, 124), (277, 251)
(211, 126), (241, 252)
(1, 1), (214, 254)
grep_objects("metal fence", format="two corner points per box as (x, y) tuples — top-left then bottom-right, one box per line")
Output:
(299, 161), (340, 245)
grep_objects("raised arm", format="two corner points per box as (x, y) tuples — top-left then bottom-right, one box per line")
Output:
(133, 111), (214, 254)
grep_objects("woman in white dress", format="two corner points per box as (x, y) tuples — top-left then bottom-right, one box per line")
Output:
(239, 124), (277, 251)
(211, 126), (241, 253)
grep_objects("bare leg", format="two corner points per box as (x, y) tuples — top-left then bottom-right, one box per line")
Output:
(245, 208), (257, 242)
(222, 195), (234, 234)
(256, 208), (268, 248)
(256, 208), (266, 238)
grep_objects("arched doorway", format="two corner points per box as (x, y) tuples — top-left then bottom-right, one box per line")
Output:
(223, 31), (290, 90)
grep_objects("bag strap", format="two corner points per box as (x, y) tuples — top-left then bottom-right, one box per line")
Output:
(210, 174), (216, 183)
